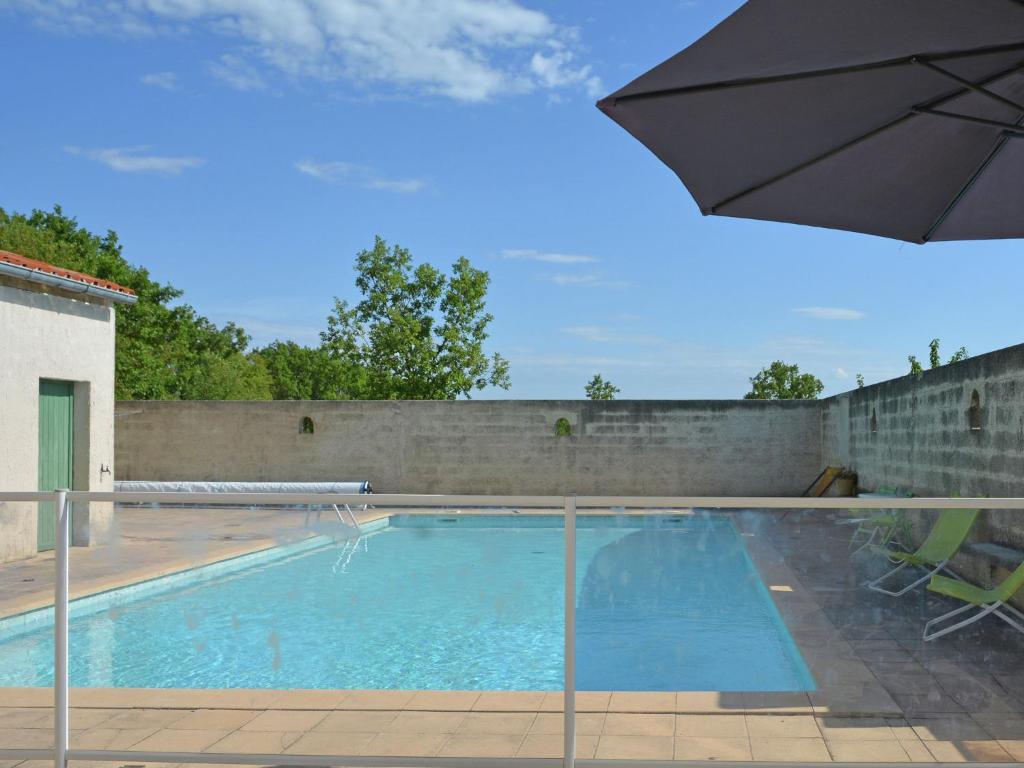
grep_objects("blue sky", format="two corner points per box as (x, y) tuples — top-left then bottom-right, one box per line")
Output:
(2, 0), (1020, 399)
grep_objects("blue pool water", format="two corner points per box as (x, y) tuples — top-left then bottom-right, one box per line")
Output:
(0, 514), (814, 691)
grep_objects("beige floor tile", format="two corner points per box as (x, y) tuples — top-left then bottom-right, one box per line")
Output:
(827, 740), (912, 762)
(192, 689), (281, 709)
(360, 731), (447, 757)
(285, 730), (376, 755)
(595, 734), (674, 760)
(70, 709), (124, 729)
(742, 691), (814, 713)
(529, 712), (605, 735)
(900, 739), (937, 762)
(975, 717), (1024, 739)
(269, 690), (348, 710)
(608, 691), (676, 712)
(207, 729), (302, 753)
(750, 736), (832, 762)
(92, 708), (189, 730)
(437, 733), (525, 757)
(472, 691), (546, 711)
(674, 736), (752, 760)
(675, 691), (738, 713)
(516, 733), (599, 758)
(676, 713), (748, 738)
(539, 691), (611, 712)
(0, 708), (51, 729)
(925, 740), (1015, 762)
(165, 709), (258, 731)
(336, 690), (415, 710)
(404, 690), (479, 711)
(240, 709), (327, 732)
(457, 711), (536, 735)
(384, 710), (466, 733)
(314, 710), (397, 733)
(817, 716), (896, 740)
(0, 728), (52, 749)
(603, 712), (675, 736)
(70, 727), (159, 750)
(910, 716), (991, 741)
(130, 728), (231, 752)
(998, 740), (1024, 761)
(746, 714), (822, 739)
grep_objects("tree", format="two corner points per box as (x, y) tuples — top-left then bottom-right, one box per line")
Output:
(254, 341), (363, 400)
(744, 361), (824, 400)
(585, 374), (619, 400)
(0, 205), (270, 400)
(856, 373), (865, 388)
(909, 339), (970, 374)
(320, 236), (509, 399)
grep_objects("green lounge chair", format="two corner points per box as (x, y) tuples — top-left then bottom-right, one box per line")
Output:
(845, 488), (911, 555)
(924, 562), (1024, 641)
(866, 507), (979, 596)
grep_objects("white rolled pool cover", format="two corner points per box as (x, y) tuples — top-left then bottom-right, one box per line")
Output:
(114, 480), (371, 494)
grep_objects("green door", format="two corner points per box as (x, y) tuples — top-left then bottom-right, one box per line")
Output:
(38, 379), (74, 551)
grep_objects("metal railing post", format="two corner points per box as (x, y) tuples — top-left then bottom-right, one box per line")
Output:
(54, 488), (70, 768)
(563, 494), (576, 768)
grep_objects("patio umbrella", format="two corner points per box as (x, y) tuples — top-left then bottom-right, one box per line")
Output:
(597, 0), (1024, 243)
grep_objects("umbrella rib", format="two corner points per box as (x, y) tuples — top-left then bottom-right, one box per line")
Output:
(610, 41), (1024, 104)
(912, 57), (1024, 113)
(921, 114), (1024, 242)
(708, 58), (1024, 215)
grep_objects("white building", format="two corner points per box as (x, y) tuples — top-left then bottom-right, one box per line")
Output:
(0, 250), (136, 563)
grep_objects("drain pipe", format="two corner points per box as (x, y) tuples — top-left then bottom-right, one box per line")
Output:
(0, 262), (137, 304)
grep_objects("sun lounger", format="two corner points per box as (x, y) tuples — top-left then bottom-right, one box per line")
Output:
(923, 561), (1024, 641)
(866, 507), (979, 596)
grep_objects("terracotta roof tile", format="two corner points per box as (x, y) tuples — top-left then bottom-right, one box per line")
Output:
(0, 250), (136, 298)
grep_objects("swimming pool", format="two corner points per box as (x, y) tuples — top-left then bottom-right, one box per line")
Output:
(0, 514), (814, 691)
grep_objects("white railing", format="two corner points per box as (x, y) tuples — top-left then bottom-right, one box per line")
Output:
(0, 489), (1021, 768)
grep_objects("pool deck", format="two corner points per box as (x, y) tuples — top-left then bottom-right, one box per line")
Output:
(2, 506), (1024, 763)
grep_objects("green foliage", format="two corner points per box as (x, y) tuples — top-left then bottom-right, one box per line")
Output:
(320, 236), (509, 399)
(856, 373), (865, 388)
(584, 373), (619, 400)
(909, 339), (970, 374)
(253, 341), (363, 400)
(0, 206), (270, 400)
(744, 361), (824, 400)
(554, 417), (572, 437)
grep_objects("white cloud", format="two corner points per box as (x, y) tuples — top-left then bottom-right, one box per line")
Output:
(835, 367), (849, 378)
(4, 0), (601, 102)
(209, 54), (265, 91)
(365, 177), (427, 194)
(295, 159), (360, 181)
(563, 325), (666, 346)
(530, 47), (603, 98)
(296, 159), (427, 193)
(64, 145), (203, 175)
(141, 71), (179, 90)
(500, 248), (597, 264)
(792, 306), (866, 321)
(546, 273), (628, 288)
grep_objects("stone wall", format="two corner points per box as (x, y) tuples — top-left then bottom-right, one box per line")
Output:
(114, 399), (823, 496)
(822, 343), (1024, 588)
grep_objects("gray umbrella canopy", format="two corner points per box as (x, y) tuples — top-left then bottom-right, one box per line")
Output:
(597, 0), (1024, 243)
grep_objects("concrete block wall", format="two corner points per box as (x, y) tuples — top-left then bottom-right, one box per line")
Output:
(821, 342), (1024, 589)
(114, 399), (823, 496)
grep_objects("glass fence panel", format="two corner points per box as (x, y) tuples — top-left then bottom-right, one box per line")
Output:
(43, 497), (566, 761)
(0, 500), (55, 753)
(578, 503), (1024, 764)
